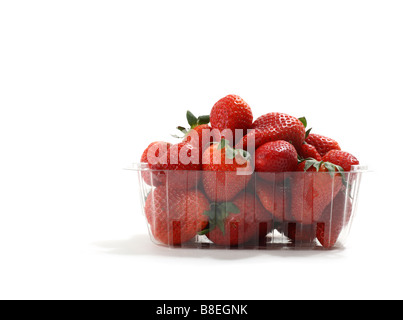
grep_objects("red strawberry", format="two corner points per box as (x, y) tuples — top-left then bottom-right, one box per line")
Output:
(305, 133), (341, 157)
(235, 113), (306, 152)
(290, 159), (343, 224)
(152, 141), (201, 190)
(200, 192), (272, 246)
(234, 130), (270, 151)
(202, 139), (253, 202)
(316, 190), (353, 249)
(254, 140), (298, 181)
(175, 111), (219, 152)
(299, 143), (322, 161)
(210, 95), (253, 141)
(255, 178), (293, 221)
(184, 124), (212, 149)
(322, 150), (359, 172)
(145, 186), (210, 245)
(140, 141), (172, 186)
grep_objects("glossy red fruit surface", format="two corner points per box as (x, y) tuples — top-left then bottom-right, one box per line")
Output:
(254, 140), (298, 180)
(316, 190), (353, 249)
(235, 113), (306, 152)
(177, 110), (218, 153)
(152, 141), (201, 190)
(140, 141), (172, 186)
(305, 133), (341, 157)
(210, 94), (253, 139)
(183, 124), (216, 151)
(299, 143), (322, 161)
(202, 140), (252, 202)
(145, 186), (210, 245)
(255, 178), (293, 221)
(322, 149), (359, 172)
(290, 160), (343, 224)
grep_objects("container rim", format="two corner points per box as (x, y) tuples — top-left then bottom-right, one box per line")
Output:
(124, 162), (369, 173)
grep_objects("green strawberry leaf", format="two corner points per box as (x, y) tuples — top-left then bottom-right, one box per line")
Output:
(335, 165), (345, 173)
(217, 219), (226, 235)
(305, 127), (312, 139)
(298, 117), (307, 128)
(312, 160), (322, 171)
(199, 206), (218, 235)
(324, 162), (336, 176)
(199, 201), (240, 236)
(224, 202), (240, 214)
(322, 161), (348, 187)
(302, 158), (327, 172)
(198, 228), (210, 235)
(171, 134), (183, 139)
(171, 126), (188, 139)
(334, 165), (347, 186)
(186, 110), (198, 128)
(303, 158), (318, 171)
(298, 116), (313, 139)
(202, 209), (215, 219)
(197, 115), (210, 126)
(176, 126), (188, 134)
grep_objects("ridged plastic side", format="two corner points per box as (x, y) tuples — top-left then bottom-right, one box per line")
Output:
(131, 165), (365, 250)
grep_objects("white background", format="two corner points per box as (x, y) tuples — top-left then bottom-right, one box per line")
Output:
(0, 1), (402, 300)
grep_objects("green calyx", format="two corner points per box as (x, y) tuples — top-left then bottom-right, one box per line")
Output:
(186, 111), (210, 129)
(302, 157), (347, 186)
(172, 111), (210, 139)
(198, 202), (240, 236)
(217, 139), (251, 162)
(298, 116), (312, 139)
(302, 158), (344, 175)
(298, 116), (307, 128)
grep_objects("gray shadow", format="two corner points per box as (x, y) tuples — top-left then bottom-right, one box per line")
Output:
(93, 234), (346, 260)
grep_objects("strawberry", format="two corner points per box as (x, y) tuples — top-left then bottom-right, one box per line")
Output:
(305, 133), (341, 157)
(256, 178), (294, 221)
(235, 113), (306, 152)
(140, 141), (172, 186)
(145, 186), (210, 245)
(322, 150), (359, 172)
(299, 143), (322, 161)
(290, 159), (343, 224)
(202, 139), (253, 202)
(316, 190), (353, 249)
(152, 141), (201, 190)
(200, 192), (272, 246)
(175, 111), (218, 152)
(234, 129), (271, 151)
(254, 140), (298, 181)
(184, 124), (212, 149)
(210, 95), (253, 142)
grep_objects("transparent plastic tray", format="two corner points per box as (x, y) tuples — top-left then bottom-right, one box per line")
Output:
(128, 163), (367, 250)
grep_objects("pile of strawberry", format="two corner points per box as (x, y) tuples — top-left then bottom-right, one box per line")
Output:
(140, 94), (360, 249)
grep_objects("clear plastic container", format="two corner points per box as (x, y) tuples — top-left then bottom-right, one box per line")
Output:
(128, 163), (367, 249)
